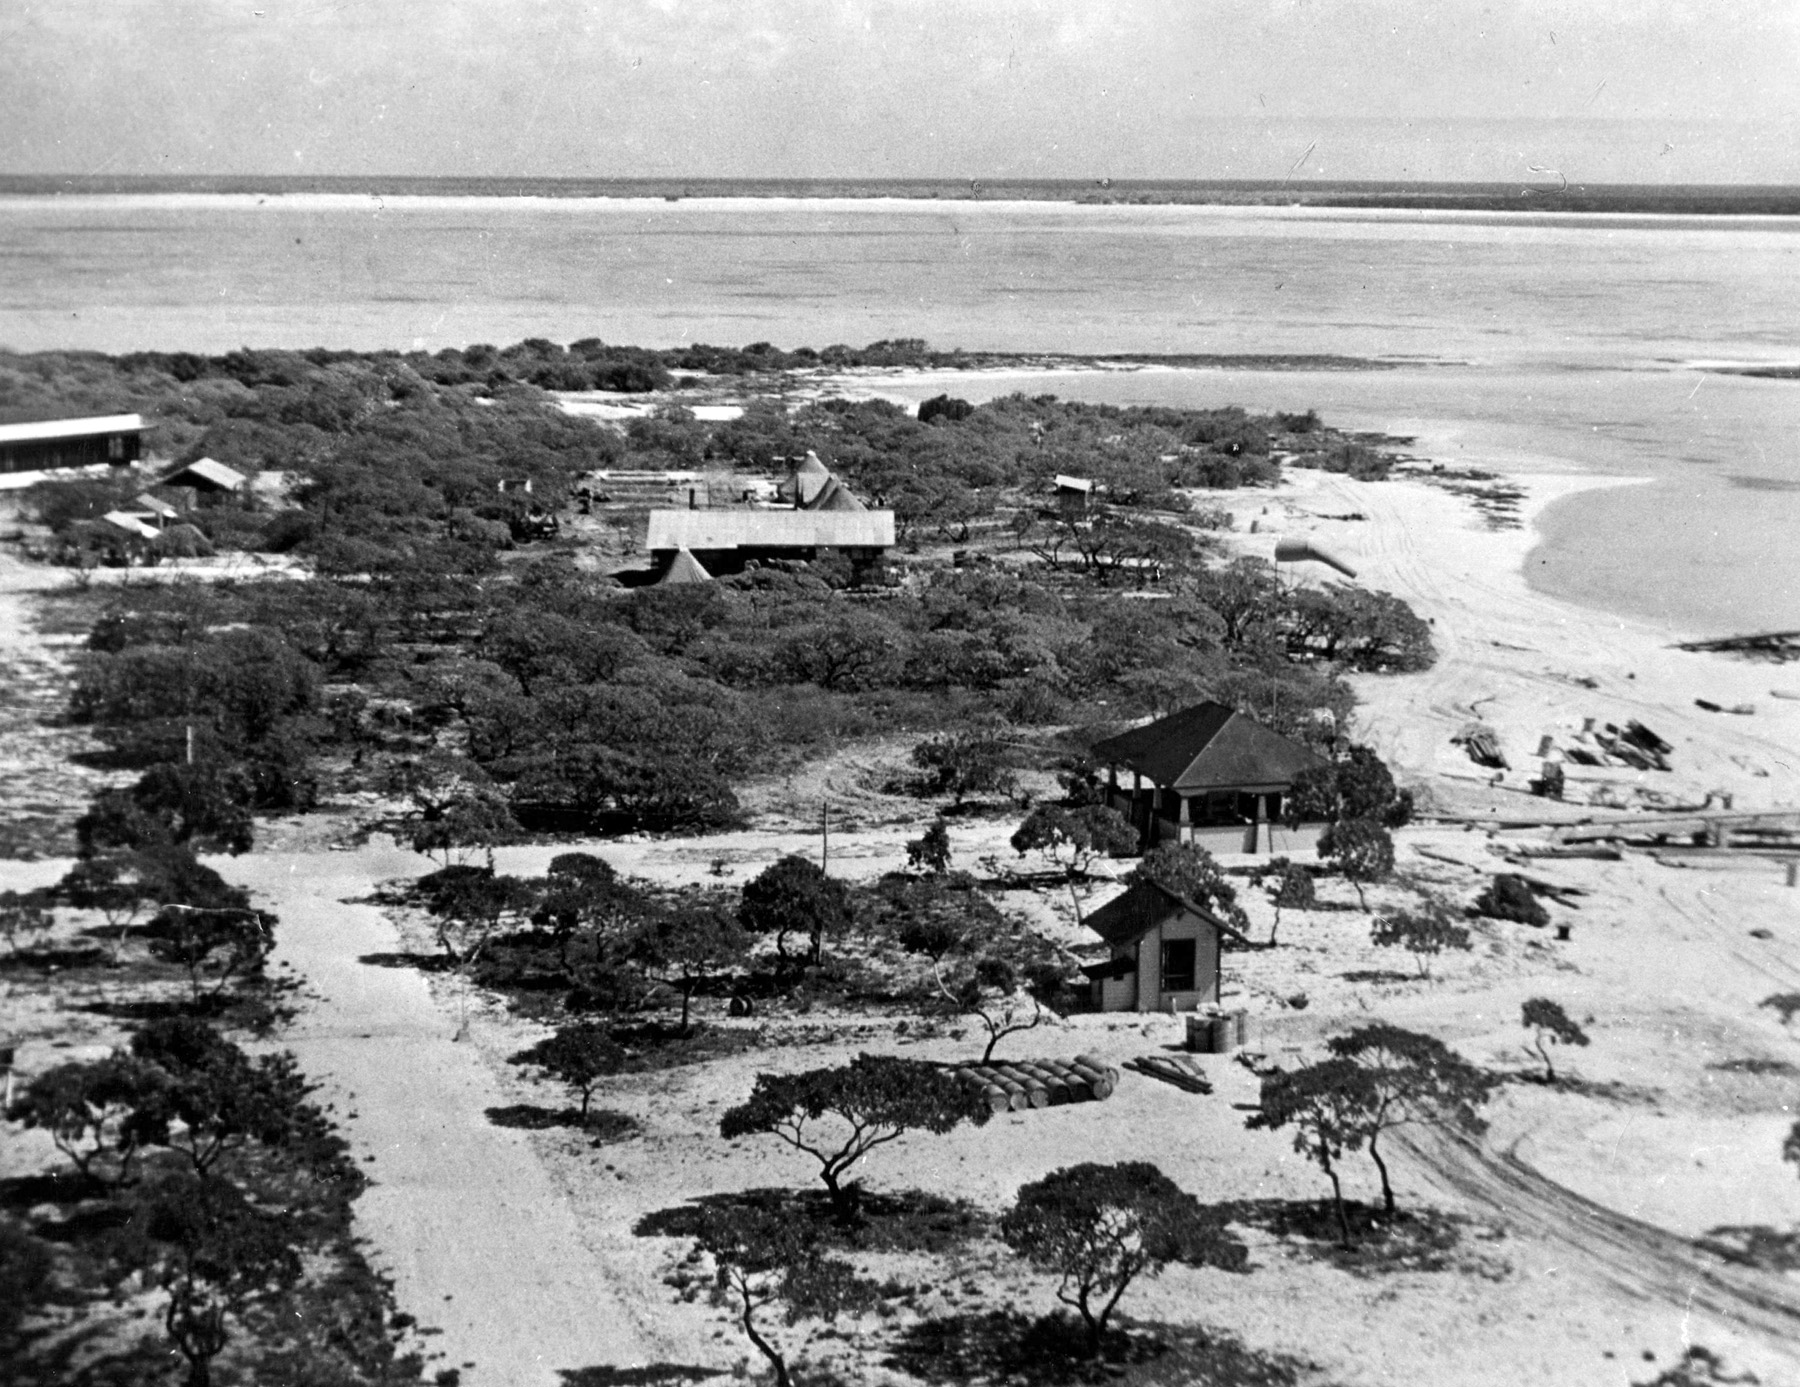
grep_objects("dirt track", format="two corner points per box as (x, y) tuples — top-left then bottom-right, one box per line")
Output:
(228, 846), (664, 1387)
(1401, 1127), (1800, 1354)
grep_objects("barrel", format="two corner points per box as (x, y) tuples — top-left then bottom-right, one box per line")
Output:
(1067, 1060), (1116, 1100)
(1186, 1015), (1213, 1053)
(1037, 1060), (1094, 1101)
(1234, 1009), (1249, 1048)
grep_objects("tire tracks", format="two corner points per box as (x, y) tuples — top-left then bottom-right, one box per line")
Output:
(1399, 1127), (1800, 1346)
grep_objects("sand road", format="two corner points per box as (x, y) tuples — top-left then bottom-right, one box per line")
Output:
(227, 846), (662, 1386)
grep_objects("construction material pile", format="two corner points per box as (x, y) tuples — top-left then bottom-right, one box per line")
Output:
(1127, 1053), (1214, 1094)
(950, 1054), (1119, 1114)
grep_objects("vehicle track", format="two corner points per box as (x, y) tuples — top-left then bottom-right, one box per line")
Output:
(1399, 1127), (1800, 1349)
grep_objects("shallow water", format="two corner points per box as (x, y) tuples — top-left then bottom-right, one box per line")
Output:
(2, 194), (1797, 634)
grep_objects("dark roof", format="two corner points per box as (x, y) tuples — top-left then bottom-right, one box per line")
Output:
(1089, 702), (1327, 792)
(1084, 877), (1250, 950)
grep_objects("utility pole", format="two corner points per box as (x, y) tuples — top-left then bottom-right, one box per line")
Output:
(185, 723), (194, 766)
(821, 798), (829, 873)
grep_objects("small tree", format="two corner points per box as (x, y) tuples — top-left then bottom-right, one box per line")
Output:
(427, 873), (536, 1039)
(510, 1023), (626, 1121)
(934, 954), (1046, 1063)
(905, 818), (953, 875)
(138, 1177), (303, 1387)
(1260, 856), (1315, 946)
(1476, 874), (1549, 926)
(739, 855), (852, 968)
(13, 1056), (172, 1188)
(1520, 998), (1589, 1083)
(1127, 842), (1249, 932)
(129, 1019), (312, 1176)
(0, 889), (53, 955)
(144, 907), (272, 1005)
(1010, 803), (1137, 924)
(719, 1053), (989, 1220)
(1317, 817), (1394, 911)
(1285, 744), (1414, 829)
(1326, 1024), (1495, 1216)
(59, 853), (152, 963)
(909, 733), (1018, 806)
(688, 1204), (878, 1387)
(1000, 1162), (1243, 1358)
(540, 852), (646, 975)
(630, 898), (748, 1034)
(1369, 900), (1473, 979)
(1245, 1058), (1375, 1245)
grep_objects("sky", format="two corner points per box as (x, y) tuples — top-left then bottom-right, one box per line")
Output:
(4, 0), (1799, 184)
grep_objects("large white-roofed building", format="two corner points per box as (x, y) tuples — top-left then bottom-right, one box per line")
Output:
(0, 414), (144, 473)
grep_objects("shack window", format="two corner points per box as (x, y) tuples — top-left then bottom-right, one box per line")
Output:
(1161, 938), (1196, 993)
(107, 435), (125, 460)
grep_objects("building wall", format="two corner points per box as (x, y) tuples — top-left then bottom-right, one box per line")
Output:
(0, 432), (140, 474)
(1099, 908), (1221, 1013)
(1266, 822), (1325, 856)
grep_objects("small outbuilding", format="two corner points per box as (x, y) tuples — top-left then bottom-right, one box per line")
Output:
(1090, 701), (1330, 855)
(158, 458), (247, 506)
(1081, 878), (1250, 1013)
(1054, 474), (1095, 516)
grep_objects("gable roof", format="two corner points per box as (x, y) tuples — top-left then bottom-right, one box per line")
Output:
(658, 547), (714, 586)
(1054, 474), (1094, 493)
(0, 413), (143, 445)
(645, 508), (894, 552)
(1089, 702), (1327, 792)
(162, 457), (247, 491)
(1085, 877), (1250, 950)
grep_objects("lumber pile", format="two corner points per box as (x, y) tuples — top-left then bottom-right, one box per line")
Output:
(1126, 1053), (1214, 1094)
(1453, 724), (1508, 769)
(949, 1054), (1120, 1114)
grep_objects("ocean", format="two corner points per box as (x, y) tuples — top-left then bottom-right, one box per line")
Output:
(1, 190), (1797, 635)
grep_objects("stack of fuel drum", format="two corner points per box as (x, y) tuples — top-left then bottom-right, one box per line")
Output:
(949, 1054), (1120, 1113)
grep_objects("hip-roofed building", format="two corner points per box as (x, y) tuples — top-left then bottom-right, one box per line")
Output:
(1090, 701), (1330, 855)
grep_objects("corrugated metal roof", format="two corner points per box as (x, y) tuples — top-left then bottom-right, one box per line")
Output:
(1085, 878), (1246, 949)
(0, 414), (144, 445)
(1090, 701), (1327, 791)
(162, 458), (247, 490)
(645, 508), (894, 551)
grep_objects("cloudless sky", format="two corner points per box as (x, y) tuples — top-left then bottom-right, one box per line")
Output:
(4, 0), (1798, 184)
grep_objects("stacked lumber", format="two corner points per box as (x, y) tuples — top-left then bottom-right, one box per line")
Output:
(1453, 725), (1509, 769)
(950, 1054), (1120, 1114)
(1127, 1053), (1214, 1094)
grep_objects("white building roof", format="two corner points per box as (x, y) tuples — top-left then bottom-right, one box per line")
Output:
(1054, 474), (1095, 492)
(645, 508), (894, 552)
(0, 414), (144, 445)
(163, 458), (247, 490)
(101, 511), (161, 540)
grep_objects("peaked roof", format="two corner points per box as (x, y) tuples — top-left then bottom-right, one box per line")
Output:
(789, 450), (832, 505)
(1089, 702), (1327, 792)
(163, 457), (247, 491)
(1085, 877), (1250, 950)
(806, 476), (867, 513)
(658, 547), (714, 586)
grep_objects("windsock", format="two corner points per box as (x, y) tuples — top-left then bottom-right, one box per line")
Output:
(1273, 536), (1357, 579)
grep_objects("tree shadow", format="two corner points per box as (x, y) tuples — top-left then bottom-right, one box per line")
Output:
(1336, 969), (1417, 985)
(635, 1186), (989, 1255)
(886, 1310), (1319, 1387)
(558, 1365), (724, 1386)
(0, 944), (112, 972)
(357, 950), (455, 972)
(1213, 1198), (1508, 1278)
(485, 1105), (640, 1143)
(1697, 1225), (1800, 1272)
(1707, 1057), (1797, 1076)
